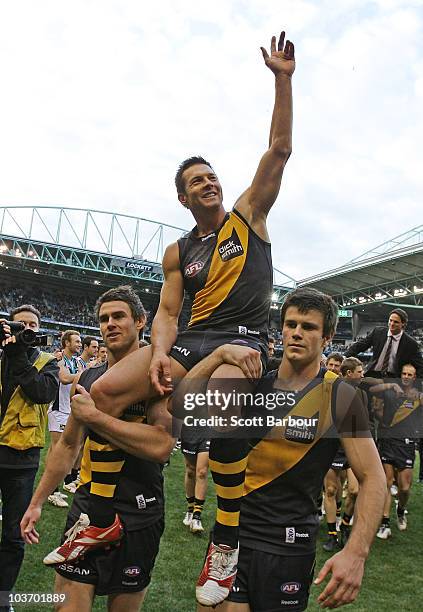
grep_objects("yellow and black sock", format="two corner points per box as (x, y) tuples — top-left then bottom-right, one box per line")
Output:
(209, 437), (248, 549)
(327, 522), (337, 537)
(88, 432), (125, 527)
(193, 498), (205, 520)
(186, 496), (195, 513)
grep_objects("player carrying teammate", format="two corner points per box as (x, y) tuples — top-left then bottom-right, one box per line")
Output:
(45, 28), (295, 607)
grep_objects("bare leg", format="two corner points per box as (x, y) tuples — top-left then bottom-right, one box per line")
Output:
(323, 469), (340, 524)
(382, 463), (395, 518)
(54, 573), (95, 612)
(90, 345), (187, 418)
(108, 589), (147, 612)
(195, 451), (209, 501)
(397, 468), (413, 510)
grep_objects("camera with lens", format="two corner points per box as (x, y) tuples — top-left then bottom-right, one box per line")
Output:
(0, 321), (53, 347)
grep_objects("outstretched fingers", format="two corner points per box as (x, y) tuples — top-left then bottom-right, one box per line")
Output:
(277, 31), (285, 52)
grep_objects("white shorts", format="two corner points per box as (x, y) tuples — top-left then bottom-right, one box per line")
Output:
(48, 409), (70, 433)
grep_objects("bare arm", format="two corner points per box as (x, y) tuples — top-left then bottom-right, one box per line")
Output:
(58, 359), (80, 384)
(71, 385), (175, 463)
(315, 435), (385, 608)
(149, 241), (185, 394)
(235, 31), (295, 239)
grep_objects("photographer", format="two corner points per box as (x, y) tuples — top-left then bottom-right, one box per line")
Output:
(0, 305), (59, 608)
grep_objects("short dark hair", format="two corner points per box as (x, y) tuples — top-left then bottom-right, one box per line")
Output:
(281, 287), (338, 338)
(95, 285), (146, 322)
(10, 304), (41, 325)
(175, 156), (214, 195)
(82, 335), (98, 349)
(340, 357), (362, 376)
(389, 308), (408, 326)
(61, 330), (80, 349)
(326, 352), (343, 364)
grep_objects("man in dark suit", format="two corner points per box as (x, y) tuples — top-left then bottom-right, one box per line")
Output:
(345, 308), (423, 378)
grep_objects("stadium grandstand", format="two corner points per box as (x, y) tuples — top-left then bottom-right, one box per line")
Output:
(1, 205), (423, 353)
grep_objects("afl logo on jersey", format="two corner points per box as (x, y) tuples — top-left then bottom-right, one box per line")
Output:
(185, 261), (204, 277)
(218, 229), (244, 262)
(281, 582), (301, 594)
(124, 566), (141, 577)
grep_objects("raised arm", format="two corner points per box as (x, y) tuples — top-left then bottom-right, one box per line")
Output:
(235, 30), (295, 239)
(149, 241), (185, 394)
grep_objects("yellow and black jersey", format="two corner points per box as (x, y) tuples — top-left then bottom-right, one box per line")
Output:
(178, 209), (272, 336)
(239, 368), (369, 556)
(69, 364), (164, 531)
(378, 386), (423, 440)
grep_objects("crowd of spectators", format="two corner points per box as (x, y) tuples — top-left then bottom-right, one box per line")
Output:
(0, 281), (98, 327)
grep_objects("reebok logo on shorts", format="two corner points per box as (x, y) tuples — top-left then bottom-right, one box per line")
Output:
(218, 229), (244, 262)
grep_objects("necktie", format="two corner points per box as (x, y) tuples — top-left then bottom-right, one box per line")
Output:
(381, 336), (393, 375)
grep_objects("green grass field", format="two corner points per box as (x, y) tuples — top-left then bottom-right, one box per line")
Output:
(14, 448), (423, 611)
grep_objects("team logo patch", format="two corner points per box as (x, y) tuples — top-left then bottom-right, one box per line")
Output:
(281, 582), (301, 594)
(218, 229), (244, 262)
(124, 566), (141, 577)
(185, 261), (204, 277)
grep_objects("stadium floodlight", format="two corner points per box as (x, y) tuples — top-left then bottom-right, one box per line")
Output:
(393, 288), (408, 296)
(374, 292), (387, 300)
(94, 280), (101, 285)
(271, 292), (278, 301)
(0, 245), (7, 253)
(413, 285), (423, 294)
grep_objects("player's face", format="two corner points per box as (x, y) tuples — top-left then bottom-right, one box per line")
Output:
(348, 365), (364, 379)
(67, 334), (82, 354)
(178, 164), (223, 211)
(401, 364), (416, 387)
(268, 341), (275, 356)
(282, 307), (328, 366)
(87, 340), (99, 358)
(12, 310), (39, 332)
(98, 346), (108, 363)
(388, 313), (404, 335)
(98, 300), (144, 354)
(326, 358), (341, 374)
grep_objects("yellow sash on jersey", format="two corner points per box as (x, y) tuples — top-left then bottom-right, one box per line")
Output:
(390, 397), (421, 427)
(189, 212), (249, 326)
(244, 371), (337, 495)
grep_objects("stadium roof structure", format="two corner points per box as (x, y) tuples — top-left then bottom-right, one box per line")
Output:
(299, 225), (423, 311)
(0, 206), (295, 305)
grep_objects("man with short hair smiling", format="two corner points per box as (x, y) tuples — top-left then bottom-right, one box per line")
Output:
(21, 286), (174, 612)
(78, 336), (99, 369)
(55, 28), (296, 606)
(345, 309), (423, 378)
(0, 304), (59, 609)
